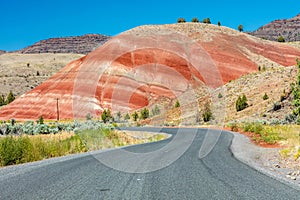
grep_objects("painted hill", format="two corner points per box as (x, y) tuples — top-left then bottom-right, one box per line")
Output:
(1, 23), (300, 121)
(17, 34), (110, 54)
(250, 14), (300, 42)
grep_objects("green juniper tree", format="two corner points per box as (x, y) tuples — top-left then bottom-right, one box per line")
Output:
(0, 94), (5, 106)
(151, 105), (161, 116)
(192, 17), (199, 23)
(132, 111), (139, 121)
(203, 18), (211, 24)
(175, 100), (180, 108)
(177, 18), (186, 23)
(203, 103), (213, 122)
(140, 108), (149, 120)
(6, 91), (15, 104)
(101, 109), (112, 123)
(236, 94), (248, 111)
(124, 113), (130, 121)
(277, 36), (285, 42)
(238, 24), (243, 32)
(263, 93), (269, 100)
(116, 111), (121, 122)
(291, 59), (300, 123)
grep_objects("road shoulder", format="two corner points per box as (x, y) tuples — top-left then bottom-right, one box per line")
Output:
(230, 131), (300, 190)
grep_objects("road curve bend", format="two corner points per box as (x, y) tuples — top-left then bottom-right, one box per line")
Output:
(0, 127), (299, 200)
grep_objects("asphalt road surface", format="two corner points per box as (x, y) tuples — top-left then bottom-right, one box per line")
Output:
(0, 127), (299, 200)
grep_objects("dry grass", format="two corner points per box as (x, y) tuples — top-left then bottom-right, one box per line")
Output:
(0, 129), (167, 167)
(0, 132), (84, 166)
(261, 125), (300, 169)
(27, 131), (75, 141)
(269, 125), (300, 159)
(229, 123), (300, 160)
(78, 129), (168, 150)
(115, 130), (168, 144)
(266, 125), (300, 147)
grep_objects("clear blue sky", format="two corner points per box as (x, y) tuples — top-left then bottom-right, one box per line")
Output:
(1, 0), (298, 51)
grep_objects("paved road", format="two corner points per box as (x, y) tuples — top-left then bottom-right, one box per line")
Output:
(0, 128), (299, 200)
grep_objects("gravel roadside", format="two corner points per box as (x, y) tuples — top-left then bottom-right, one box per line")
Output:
(230, 131), (300, 191)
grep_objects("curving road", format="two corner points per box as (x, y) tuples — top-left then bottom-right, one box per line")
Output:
(0, 128), (299, 200)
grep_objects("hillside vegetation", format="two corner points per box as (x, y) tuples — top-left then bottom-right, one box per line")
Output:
(0, 53), (84, 96)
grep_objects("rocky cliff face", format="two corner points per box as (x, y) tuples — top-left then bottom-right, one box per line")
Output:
(17, 34), (110, 54)
(0, 50), (6, 55)
(1, 23), (300, 120)
(250, 14), (300, 42)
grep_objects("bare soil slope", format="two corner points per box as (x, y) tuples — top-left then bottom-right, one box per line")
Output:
(0, 53), (84, 96)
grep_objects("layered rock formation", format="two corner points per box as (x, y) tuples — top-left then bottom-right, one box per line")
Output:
(250, 14), (300, 42)
(17, 34), (110, 54)
(1, 23), (300, 120)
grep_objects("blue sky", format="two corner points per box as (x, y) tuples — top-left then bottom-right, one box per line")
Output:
(1, 0), (298, 51)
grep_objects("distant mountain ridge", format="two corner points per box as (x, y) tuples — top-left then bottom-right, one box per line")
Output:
(17, 34), (111, 55)
(250, 14), (300, 42)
